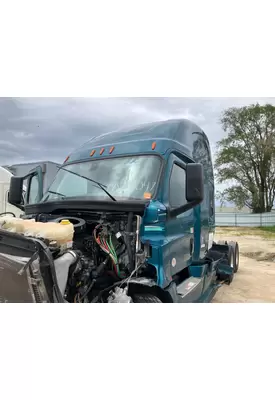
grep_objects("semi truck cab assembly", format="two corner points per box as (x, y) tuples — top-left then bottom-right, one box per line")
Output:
(0, 119), (239, 303)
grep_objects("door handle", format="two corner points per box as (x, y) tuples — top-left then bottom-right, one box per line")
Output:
(210, 203), (214, 216)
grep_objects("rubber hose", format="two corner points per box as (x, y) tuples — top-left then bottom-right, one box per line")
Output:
(0, 212), (16, 217)
(32, 238), (65, 303)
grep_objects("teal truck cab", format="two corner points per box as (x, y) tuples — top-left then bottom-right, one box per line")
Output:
(0, 119), (239, 303)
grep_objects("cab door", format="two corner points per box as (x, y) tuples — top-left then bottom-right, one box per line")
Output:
(161, 153), (194, 279)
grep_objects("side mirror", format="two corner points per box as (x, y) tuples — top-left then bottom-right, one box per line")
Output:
(186, 163), (204, 203)
(169, 163), (204, 219)
(9, 177), (24, 207)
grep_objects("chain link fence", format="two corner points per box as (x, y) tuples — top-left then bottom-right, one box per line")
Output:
(215, 212), (275, 227)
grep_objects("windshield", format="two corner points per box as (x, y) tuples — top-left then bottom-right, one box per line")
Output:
(42, 155), (162, 202)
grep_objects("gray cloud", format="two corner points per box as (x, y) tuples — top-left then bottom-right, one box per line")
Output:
(1, 97), (275, 166)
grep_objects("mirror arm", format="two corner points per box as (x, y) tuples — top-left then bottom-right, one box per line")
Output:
(10, 203), (25, 211)
(168, 199), (202, 219)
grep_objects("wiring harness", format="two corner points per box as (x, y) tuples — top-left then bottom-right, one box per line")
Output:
(93, 224), (121, 278)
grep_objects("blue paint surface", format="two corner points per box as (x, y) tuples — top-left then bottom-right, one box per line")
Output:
(64, 119), (219, 302)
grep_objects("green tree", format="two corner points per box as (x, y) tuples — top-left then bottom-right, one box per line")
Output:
(215, 103), (275, 213)
(216, 190), (226, 209)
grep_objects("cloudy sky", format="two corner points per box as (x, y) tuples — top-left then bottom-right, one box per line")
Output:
(1, 97), (275, 168)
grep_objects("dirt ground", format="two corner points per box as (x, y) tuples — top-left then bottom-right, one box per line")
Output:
(212, 227), (275, 303)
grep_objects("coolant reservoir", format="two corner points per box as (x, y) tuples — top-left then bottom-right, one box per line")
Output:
(0, 216), (74, 250)
(25, 219), (74, 250)
(0, 217), (35, 233)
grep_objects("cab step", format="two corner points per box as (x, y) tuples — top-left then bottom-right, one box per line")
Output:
(177, 277), (203, 302)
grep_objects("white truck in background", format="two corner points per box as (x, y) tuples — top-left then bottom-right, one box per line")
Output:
(0, 161), (60, 217)
(0, 166), (22, 217)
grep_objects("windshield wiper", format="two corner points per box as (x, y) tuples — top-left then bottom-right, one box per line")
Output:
(47, 190), (66, 198)
(42, 190), (66, 202)
(57, 166), (117, 202)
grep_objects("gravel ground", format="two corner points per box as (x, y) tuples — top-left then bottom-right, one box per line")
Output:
(213, 227), (275, 303)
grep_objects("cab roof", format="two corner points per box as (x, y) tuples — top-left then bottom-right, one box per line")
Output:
(66, 119), (209, 163)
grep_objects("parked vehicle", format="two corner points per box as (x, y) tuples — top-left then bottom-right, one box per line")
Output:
(0, 166), (23, 217)
(0, 161), (60, 217)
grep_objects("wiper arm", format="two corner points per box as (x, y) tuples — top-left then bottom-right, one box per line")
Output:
(43, 190), (66, 202)
(58, 166), (117, 202)
(48, 190), (66, 198)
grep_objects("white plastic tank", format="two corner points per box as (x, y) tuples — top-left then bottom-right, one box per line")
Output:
(0, 217), (74, 250)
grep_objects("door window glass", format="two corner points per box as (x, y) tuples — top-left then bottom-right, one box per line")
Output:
(28, 175), (39, 204)
(169, 164), (187, 208)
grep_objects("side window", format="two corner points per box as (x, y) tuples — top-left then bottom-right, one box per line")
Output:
(28, 175), (39, 204)
(169, 164), (187, 208)
(192, 133), (214, 213)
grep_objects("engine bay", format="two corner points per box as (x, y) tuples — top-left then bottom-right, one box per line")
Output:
(60, 212), (142, 303)
(0, 211), (153, 303)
